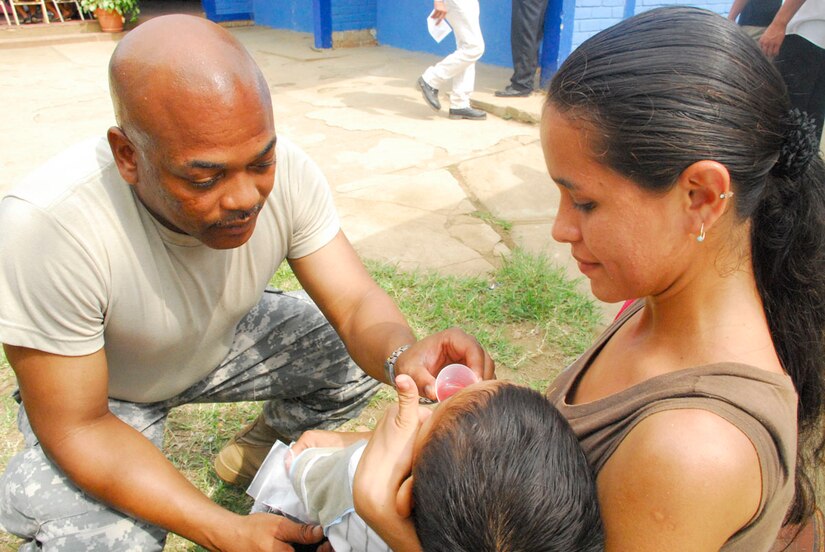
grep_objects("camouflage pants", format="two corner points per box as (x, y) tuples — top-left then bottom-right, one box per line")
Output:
(0, 289), (381, 551)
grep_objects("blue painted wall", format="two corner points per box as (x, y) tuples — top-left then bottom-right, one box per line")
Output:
(571, 0), (733, 50)
(252, 0), (375, 33)
(333, 0), (376, 30)
(238, 0), (736, 71)
(253, 0), (313, 32)
(376, 0), (513, 67)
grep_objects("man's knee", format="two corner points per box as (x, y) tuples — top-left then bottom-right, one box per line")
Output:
(0, 447), (166, 551)
(462, 41), (484, 62)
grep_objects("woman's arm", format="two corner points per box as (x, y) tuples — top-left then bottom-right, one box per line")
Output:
(598, 409), (762, 551)
(353, 376), (430, 552)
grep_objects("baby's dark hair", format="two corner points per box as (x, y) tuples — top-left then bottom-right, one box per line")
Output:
(412, 382), (603, 552)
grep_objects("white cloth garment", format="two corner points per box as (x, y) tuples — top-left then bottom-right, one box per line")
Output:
(422, 0), (484, 109)
(248, 441), (391, 552)
(786, 0), (825, 49)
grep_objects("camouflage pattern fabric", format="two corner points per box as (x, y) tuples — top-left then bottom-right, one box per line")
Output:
(0, 289), (380, 550)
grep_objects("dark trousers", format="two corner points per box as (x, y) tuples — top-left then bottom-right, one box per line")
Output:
(509, 0), (550, 91)
(775, 34), (825, 141)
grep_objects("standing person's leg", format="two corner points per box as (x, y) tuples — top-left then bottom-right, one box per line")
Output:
(498, 0), (549, 95)
(776, 34), (825, 141)
(190, 289), (381, 485)
(0, 398), (172, 550)
(810, 59), (825, 142)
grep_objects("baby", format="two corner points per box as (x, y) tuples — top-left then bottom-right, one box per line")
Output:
(248, 380), (604, 552)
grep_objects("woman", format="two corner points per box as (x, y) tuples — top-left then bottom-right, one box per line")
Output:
(353, 7), (825, 551)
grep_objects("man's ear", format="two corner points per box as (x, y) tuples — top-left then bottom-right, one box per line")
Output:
(107, 126), (139, 185)
(396, 475), (414, 518)
(677, 160), (734, 236)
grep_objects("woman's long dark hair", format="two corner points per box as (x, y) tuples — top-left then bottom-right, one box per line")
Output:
(547, 7), (825, 525)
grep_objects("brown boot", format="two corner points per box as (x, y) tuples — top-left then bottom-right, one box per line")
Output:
(214, 416), (289, 487)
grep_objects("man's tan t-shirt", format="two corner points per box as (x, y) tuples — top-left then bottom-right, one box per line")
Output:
(0, 136), (339, 402)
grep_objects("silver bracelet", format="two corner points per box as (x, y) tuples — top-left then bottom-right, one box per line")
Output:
(383, 344), (411, 386)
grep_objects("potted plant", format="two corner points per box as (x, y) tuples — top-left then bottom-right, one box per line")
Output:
(80, 0), (139, 32)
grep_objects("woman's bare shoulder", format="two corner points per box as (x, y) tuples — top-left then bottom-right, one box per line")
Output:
(597, 408), (762, 552)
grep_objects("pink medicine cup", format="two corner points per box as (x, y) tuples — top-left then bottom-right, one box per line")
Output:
(435, 363), (480, 402)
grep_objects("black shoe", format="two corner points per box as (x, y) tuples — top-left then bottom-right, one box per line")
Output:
(417, 77), (441, 111)
(494, 85), (532, 98)
(449, 107), (487, 120)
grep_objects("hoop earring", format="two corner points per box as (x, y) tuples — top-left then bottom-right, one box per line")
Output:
(696, 222), (705, 243)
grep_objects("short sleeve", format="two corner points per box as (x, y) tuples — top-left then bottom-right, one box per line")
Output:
(0, 197), (108, 356)
(277, 139), (340, 259)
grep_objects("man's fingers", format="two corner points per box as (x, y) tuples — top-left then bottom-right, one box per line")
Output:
(273, 517), (325, 545)
(444, 328), (495, 381)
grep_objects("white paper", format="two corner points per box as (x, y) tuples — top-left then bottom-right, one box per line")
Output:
(427, 11), (452, 43)
(246, 441), (309, 520)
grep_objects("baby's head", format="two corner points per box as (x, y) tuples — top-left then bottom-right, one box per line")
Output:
(410, 381), (603, 552)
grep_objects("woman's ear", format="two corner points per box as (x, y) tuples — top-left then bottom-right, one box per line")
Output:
(107, 126), (139, 185)
(395, 475), (414, 518)
(677, 160), (734, 236)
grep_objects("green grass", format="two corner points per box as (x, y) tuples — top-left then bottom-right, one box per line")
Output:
(469, 210), (513, 232)
(0, 249), (599, 551)
(366, 249), (599, 367)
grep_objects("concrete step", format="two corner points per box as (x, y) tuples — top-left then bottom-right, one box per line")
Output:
(0, 11), (250, 48)
(0, 19), (123, 48)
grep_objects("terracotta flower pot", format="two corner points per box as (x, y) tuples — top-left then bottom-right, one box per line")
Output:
(95, 8), (123, 32)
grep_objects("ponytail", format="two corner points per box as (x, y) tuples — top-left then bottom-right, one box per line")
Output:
(753, 152), (825, 523)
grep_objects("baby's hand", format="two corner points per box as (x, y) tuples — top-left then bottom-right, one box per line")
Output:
(286, 429), (373, 471)
(352, 375), (429, 552)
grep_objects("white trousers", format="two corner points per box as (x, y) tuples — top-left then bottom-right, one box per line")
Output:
(422, 0), (484, 109)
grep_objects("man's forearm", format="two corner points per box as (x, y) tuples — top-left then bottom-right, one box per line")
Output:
(728, 0), (749, 21)
(45, 414), (238, 550)
(335, 285), (416, 383)
(760, 0), (806, 57)
(771, 0), (806, 28)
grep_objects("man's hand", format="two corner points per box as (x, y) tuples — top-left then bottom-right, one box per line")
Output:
(431, 0), (447, 23)
(353, 375), (428, 552)
(759, 21), (786, 58)
(395, 327), (495, 401)
(757, 0), (807, 58)
(217, 513), (328, 552)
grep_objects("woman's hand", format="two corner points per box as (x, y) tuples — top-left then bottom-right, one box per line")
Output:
(396, 328), (495, 401)
(353, 375), (430, 552)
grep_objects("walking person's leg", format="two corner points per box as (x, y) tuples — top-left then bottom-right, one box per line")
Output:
(421, 0), (483, 104)
(442, 0), (486, 119)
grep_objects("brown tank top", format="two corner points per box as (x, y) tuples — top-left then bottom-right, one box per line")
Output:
(547, 301), (798, 551)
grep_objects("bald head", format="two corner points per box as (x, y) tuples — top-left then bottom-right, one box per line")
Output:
(109, 15), (271, 145)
